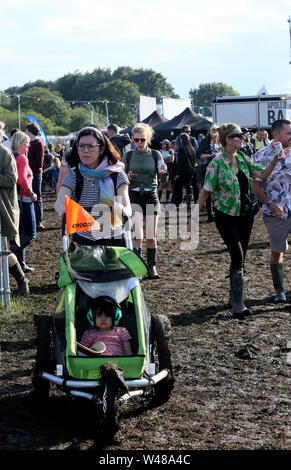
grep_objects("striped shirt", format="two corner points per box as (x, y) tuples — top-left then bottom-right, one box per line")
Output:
(61, 167), (128, 241)
(80, 326), (132, 356)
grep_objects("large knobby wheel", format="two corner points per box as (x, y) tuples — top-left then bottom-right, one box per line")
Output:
(31, 314), (53, 403)
(150, 313), (174, 403)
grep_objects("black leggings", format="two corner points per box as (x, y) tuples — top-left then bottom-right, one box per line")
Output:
(214, 209), (254, 269)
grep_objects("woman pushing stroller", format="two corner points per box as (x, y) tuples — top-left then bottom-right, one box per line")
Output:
(55, 126), (131, 245)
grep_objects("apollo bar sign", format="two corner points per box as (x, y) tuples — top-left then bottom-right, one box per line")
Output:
(212, 95), (291, 128)
(259, 100), (291, 126)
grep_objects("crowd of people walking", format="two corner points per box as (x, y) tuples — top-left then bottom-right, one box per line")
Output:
(1, 118), (291, 319)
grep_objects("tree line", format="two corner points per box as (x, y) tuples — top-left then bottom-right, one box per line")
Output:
(0, 66), (239, 135)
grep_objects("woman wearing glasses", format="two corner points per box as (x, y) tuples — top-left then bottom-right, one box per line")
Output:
(55, 126), (131, 246)
(188, 123), (280, 319)
(123, 123), (166, 279)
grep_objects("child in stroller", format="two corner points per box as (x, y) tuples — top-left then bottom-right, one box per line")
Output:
(78, 295), (133, 356)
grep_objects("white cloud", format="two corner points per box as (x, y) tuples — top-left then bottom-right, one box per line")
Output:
(1, 0), (290, 95)
(13, 0), (288, 45)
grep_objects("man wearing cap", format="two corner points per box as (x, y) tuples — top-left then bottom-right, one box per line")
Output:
(252, 119), (291, 302)
(242, 130), (255, 158)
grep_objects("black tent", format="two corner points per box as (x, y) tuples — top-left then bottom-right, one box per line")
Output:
(120, 110), (169, 137)
(153, 107), (212, 140)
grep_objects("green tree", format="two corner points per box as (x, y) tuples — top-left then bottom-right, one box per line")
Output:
(189, 82), (240, 117)
(74, 68), (112, 101)
(53, 71), (83, 101)
(0, 107), (20, 131)
(69, 106), (92, 131)
(68, 105), (106, 131)
(112, 67), (179, 100)
(0, 106), (59, 135)
(53, 68), (112, 102)
(0, 92), (11, 109)
(95, 79), (140, 127)
(10, 87), (71, 127)
(4, 79), (53, 97)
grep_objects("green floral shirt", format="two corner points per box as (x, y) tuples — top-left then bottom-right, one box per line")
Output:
(203, 151), (264, 216)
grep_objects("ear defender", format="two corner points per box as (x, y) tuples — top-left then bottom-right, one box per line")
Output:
(115, 306), (122, 325)
(87, 309), (94, 327)
(87, 304), (122, 326)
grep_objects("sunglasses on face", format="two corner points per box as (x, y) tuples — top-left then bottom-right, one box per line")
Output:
(228, 133), (244, 140)
(133, 138), (146, 143)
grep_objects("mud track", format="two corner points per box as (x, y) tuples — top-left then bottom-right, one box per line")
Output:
(0, 192), (290, 452)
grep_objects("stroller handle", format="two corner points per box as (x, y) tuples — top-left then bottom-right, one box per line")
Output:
(122, 214), (133, 250)
(62, 215), (68, 252)
(61, 213), (134, 251)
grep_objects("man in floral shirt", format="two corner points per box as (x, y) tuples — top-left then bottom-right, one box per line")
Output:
(252, 119), (291, 302)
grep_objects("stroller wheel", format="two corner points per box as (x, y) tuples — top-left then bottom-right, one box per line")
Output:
(150, 314), (175, 403)
(31, 315), (53, 405)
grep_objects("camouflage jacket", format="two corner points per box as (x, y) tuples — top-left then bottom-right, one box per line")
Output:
(203, 151), (263, 216)
(253, 143), (291, 219)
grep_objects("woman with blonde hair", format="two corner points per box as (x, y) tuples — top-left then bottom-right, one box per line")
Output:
(188, 123), (281, 319)
(123, 123), (167, 279)
(10, 131), (37, 274)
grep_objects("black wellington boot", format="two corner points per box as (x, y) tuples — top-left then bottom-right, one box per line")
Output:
(9, 262), (29, 296)
(146, 248), (161, 279)
(229, 268), (252, 319)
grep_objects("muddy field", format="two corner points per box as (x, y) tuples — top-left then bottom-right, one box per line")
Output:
(0, 192), (290, 454)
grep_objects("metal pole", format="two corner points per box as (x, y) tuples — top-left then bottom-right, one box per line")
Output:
(288, 16), (291, 64)
(1, 237), (10, 306)
(90, 105), (94, 124)
(0, 218), (10, 306)
(0, 218), (3, 304)
(104, 101), (109, 125)
(0, 243), (3, 305)
(18, 95), (21, 130)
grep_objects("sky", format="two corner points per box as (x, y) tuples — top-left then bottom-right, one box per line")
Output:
(1, 0), (291, 100)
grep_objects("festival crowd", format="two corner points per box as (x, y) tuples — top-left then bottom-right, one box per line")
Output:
(0, 118), (291, 319)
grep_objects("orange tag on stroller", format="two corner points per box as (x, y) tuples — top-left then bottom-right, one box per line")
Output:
(65, 196), (101, 234)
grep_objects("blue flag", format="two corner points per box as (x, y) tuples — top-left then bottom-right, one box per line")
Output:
(26, 114), (48, 146)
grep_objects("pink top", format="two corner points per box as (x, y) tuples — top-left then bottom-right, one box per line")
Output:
(80, 326), (132, 356)
(15, 153), (33, 200)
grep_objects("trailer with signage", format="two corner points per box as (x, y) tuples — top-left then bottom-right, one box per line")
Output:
(212, 94), (291, 129)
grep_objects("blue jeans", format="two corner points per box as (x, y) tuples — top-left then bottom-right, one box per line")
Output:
(11, 201), (36, 265)
(32, 171), (43, 224)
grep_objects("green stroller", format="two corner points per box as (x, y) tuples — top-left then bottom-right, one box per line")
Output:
(32, 217), (174, 438)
